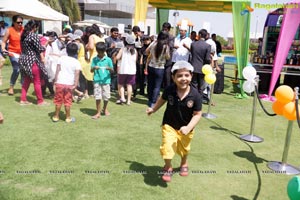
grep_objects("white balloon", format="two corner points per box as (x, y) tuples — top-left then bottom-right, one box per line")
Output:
(243, 80), (255, 93)
(242, 66), (257, 80)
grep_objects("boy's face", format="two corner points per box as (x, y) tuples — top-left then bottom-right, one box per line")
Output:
(97, 50), (105, 57)
(172, 69), (192, 90)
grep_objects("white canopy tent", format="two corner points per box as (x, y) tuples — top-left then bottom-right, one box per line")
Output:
(0, 0), (69, 21)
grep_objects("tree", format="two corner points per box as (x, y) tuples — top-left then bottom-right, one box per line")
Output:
(216, 35), (228, 47)
(39, 0), (81, 23)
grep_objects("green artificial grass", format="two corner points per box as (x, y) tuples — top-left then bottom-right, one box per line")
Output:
(0, 61), (299, 200)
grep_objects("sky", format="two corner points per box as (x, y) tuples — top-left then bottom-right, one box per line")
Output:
(167, 0), (290, 39)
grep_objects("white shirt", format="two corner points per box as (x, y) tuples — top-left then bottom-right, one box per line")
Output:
(119, 47), (137, 75)
(206, 38), (218, 61)
(56, 56), (81, 85)
(172, 36), (192, 62)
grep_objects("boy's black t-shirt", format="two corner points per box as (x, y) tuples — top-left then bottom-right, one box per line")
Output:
(162, 84), (202, 130)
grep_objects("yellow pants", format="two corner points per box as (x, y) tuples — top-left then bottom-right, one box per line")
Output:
(160, 124), (194, 159)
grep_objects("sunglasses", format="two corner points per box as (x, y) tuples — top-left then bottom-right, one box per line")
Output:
(16, 21), (23, 25)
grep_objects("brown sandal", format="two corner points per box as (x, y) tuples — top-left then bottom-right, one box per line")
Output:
(162, 166), (173, 182)
(179, 166), (189, 176)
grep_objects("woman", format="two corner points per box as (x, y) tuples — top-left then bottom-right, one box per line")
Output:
(115, 35), (137, 105)
(1, 15), (24, 95)
(146, 31), (170, 107)
(18, 20), (49, 106)
(84, 25), (105, 95)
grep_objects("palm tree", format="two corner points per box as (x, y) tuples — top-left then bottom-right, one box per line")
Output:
(39, 0), (81, 23)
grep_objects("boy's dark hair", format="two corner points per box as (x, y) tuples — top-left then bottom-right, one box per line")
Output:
(198, 29), (207, 39)
(96, 42), (106, 52)
(162, 22), (171, 31)
(66, 42), (78, 57)
(132, 26), (140, 33)
(110, 27), (119, 33)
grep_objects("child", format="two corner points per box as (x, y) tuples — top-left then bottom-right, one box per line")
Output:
(52, 43), (81, 123)
(90, 42), (114, 119)
(115, 35), (137, 105)
(146, 60), (202, 182)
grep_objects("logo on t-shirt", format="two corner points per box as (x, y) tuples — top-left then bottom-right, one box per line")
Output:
(187, 100), (194, 108)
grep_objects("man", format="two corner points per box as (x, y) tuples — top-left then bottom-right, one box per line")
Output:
(105, 27), (121, 92)
(190, 31), (198, 42)
(172, 27), (192, 63)
(132, 26), (143, 96)
(211, 33), (222, 57)
(190, 29), (211, 96)
(162, 22), (175, 88)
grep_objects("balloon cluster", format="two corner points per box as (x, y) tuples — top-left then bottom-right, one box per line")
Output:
(287, 176), (300, 200)
(242, 66), (257, 93)
(272, 85), (299, 120)
(202, 64), (216, 84)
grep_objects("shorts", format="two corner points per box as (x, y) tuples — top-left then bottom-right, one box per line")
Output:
(160, 124), (194, 159)
(94, 83), (111, 101)
(118, 74), (136, 86)
(53, 84), (73, 107)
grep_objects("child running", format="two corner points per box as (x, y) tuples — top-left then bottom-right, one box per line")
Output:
(52, 42), (81, 123)
(90, 42), (114, 119)
(146, 60), (202, 182)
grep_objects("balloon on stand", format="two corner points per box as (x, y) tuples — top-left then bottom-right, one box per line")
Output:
(242, 80), (255, 93)
(204, 73), (216, 84)
(272, 100), (285, 116)
(283, 102), (299, 121)
(242, 66), (257, 80)
(202, 64), (213, 75)
(275, 85), (294, 104)
(287, 176), (300, 200)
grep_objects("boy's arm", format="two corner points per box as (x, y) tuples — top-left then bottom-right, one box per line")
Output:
(146, 96), (166, 116)
(73, 70), (80, 90)
(180, 111), (202, 135)
(53, 64), (61, 84)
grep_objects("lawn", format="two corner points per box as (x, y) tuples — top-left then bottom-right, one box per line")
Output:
(0, 60), (299, 200)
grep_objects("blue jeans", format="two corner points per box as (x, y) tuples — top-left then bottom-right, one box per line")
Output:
(147, 66), (165, 107)
(9, 56), (20, 86)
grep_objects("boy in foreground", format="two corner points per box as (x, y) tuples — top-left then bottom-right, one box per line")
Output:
(52, 43), (81, 123)
(146, 60), (202, 182)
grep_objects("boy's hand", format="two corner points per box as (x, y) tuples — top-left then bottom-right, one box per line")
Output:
(180, 126), (190, 135)
(0, 112), (4, 124)
(146, 107), (154, 116)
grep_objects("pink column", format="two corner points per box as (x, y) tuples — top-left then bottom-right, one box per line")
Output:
(265, 1), (300, 100)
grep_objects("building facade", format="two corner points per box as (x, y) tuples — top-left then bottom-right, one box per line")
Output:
(77, 0), (156, 35)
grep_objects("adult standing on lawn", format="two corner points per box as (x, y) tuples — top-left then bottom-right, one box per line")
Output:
(18, 20), (49, 106)
(1, 15), (24, 96)
(146, 61), (202, 182)
(190, 29), (211, 95)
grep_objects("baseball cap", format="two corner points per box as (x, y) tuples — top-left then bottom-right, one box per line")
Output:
(125, 35), (135, 45)
(171, 61), (194, 73)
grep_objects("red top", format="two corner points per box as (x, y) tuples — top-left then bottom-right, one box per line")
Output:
(8, 26), (23, 54)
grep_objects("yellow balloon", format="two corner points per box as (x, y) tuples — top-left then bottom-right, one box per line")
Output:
(283, 101), (299, 121)
(275, 85), (294, 104)
(272, 100), (285, 116)
(202, 64), (213, 75)
(204, 73), (216, 84)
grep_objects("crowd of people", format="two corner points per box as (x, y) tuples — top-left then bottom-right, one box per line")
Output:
(0, 15), (224, 182)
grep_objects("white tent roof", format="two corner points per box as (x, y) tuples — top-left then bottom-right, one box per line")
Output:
(73, 19), (110, 29)
(0, 0), (69, 21)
